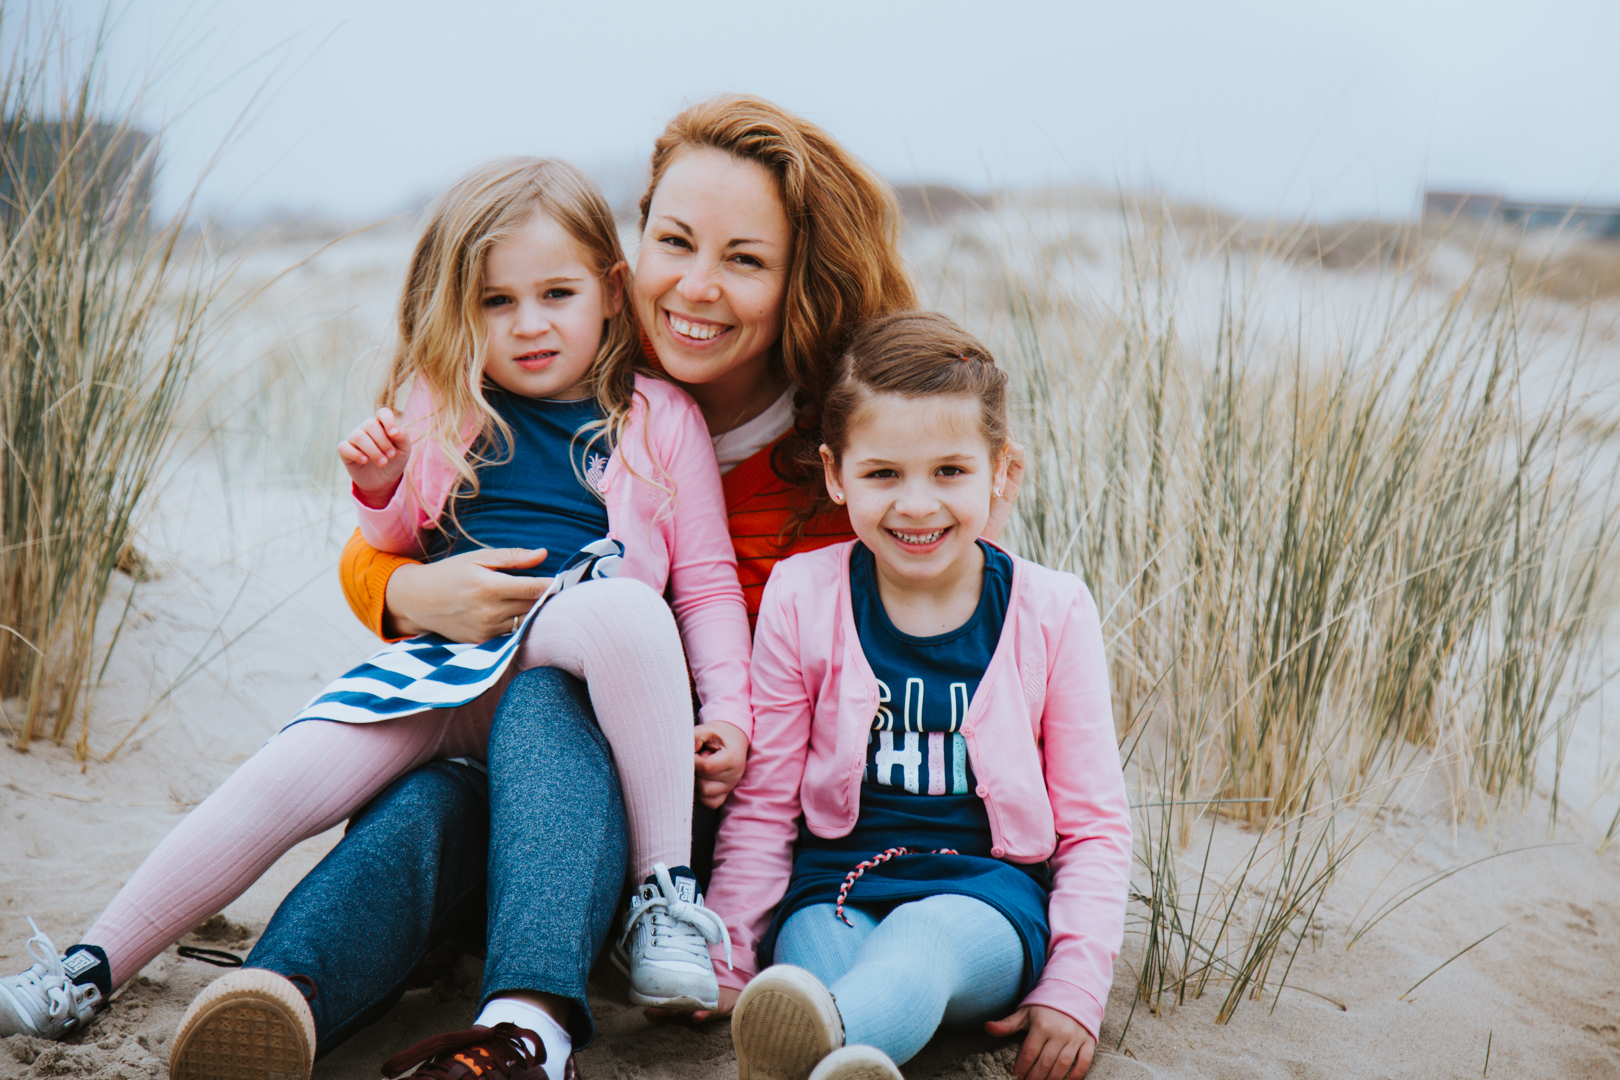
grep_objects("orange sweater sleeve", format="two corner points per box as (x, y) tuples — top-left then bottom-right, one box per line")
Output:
(339, 528), (417, 641)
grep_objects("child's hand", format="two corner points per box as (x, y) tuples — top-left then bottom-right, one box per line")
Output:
(339, 407), (411, 504)
(982, 438), (1028, 542)
(693, 721), (749, 808)
(985, 1004), (1095, 1080)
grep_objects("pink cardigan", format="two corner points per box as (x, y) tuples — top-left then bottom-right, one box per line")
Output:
(354, 374), (753, 737)
(706, 540), (1130, 1037)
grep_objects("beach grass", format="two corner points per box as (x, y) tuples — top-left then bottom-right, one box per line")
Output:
(0, 11), (216, 752)
(911, 196), (1620, 1022)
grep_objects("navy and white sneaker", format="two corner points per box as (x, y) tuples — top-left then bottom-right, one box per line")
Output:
(0, 918), (107, 1039)
(615, 864), (732, 1010)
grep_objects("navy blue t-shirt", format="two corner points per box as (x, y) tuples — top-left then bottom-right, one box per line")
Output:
(425, 389), (610, 578)
(853, 540), (1012, 797)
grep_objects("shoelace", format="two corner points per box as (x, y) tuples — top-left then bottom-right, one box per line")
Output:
(835, 848), (958, 927)
(381, 1022), (541, 1079)
(619, 865), (733, 968)
(14, 918), (72, 1025)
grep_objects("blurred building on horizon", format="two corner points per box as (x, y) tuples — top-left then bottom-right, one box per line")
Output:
(1425, 190), (1620, 238)
(0, 120), (156, 231)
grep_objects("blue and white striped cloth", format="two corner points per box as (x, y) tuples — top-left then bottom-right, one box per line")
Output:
(290, 538), (623, 726)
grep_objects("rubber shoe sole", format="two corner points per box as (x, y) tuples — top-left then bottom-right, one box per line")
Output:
(169, 968), (315, 1080)
(807, 1046), (903, 1080)
(732, 965), (844, 1080)
(629, 984), (717, 1010)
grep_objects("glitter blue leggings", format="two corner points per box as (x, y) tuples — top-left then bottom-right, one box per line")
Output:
(774, 894), (1025, 1065)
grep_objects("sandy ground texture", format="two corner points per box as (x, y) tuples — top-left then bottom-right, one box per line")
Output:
(4, 210), (1620, 1079)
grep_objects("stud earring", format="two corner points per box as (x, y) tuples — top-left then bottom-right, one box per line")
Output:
(994, 487), (1003, 498)
(832, 492), (843, 503)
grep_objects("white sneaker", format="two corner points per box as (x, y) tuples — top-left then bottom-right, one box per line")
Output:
(616, 863), (732, 1010)
(807, 1046), (903, 1080)
(732, 964), (845, 1080)
(0, 918), (104, 1039)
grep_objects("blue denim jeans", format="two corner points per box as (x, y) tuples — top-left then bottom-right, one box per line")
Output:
(245, 667), (628, 1056)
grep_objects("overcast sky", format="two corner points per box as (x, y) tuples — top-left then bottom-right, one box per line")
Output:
(44, 0), (1620, 223)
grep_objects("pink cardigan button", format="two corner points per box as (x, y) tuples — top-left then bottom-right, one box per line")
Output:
(991, 845), (1006, 858)
(975, 785), (989, 798)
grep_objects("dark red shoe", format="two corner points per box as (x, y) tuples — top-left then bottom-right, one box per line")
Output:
(380, 1022), (576, 1080)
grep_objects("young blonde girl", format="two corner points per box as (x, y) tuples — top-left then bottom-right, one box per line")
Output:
(0, 159), (748, 1065)
(333, 157), (748, 1002)
(706, 312), (1131, 1080)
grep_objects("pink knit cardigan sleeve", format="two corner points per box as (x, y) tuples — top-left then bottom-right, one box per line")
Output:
(1017, 574), (1131, 1039)
(705, 567), (812, 987)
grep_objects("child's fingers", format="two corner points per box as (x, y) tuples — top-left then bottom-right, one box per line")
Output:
(694, 721), (748, 755)
(693, 740), (743, 780)
(1004, 438), (1029, 479)
(984, 1006), (1030, 1038)
(1020, 1032), (1067, 1080)
(1045, 1036), (1086, 1080)
(1010, 1009), (1062, 1080)
(696, 779), (729, 809)
(1071, 1037), (1095, 1079)
(1018, 1012), (1089, 1080)
(375, 407), (411, 453)
(359, 418), (403, 460)
(345, 425), (394, 466)
(337, 439), (369, 466)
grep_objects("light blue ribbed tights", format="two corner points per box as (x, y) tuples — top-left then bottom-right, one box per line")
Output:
(774, 895), (1025, 1065)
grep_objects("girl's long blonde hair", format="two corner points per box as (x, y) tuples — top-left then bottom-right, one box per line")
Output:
(380, 157), (643, 505)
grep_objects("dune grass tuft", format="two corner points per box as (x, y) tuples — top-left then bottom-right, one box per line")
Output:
(0, 12), (214, 752)
(911, 196), (1620, 1021)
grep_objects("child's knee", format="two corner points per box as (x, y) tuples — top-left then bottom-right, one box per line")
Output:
(888, 894), (1003, 951)
(591, 577), (676, 623)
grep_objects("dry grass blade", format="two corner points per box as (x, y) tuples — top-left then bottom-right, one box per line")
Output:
(1400, 923), (1508, 1000)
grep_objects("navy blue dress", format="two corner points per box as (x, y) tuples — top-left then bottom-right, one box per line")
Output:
(760, 542), (1051, 994)
(424, 388), (610, 578)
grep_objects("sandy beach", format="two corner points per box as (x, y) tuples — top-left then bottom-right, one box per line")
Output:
(4, 200), (1618, 1079)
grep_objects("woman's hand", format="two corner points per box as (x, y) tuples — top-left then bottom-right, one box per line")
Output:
(694, 721), (749, 808)
(982, 438), (1029, 543)
(384, 548), (552, 642)
(985, 1005), (1095, 1080)
(339, 407), (411, 505)
(645, 985), (740, 1024)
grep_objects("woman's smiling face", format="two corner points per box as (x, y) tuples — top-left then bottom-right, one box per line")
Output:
(634, 148), (791, 392)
